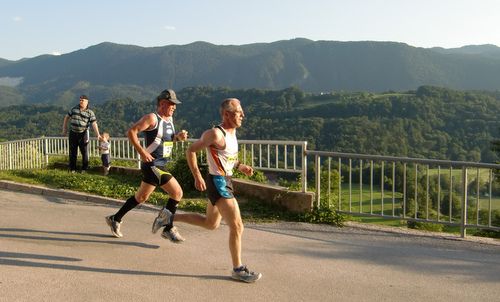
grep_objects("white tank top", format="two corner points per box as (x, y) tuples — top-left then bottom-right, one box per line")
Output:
(207, 125), (238, 176)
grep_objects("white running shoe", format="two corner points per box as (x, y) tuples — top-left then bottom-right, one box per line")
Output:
(231, 265), (262, 283)
(161, 226), (185, 243)
(152, 208), (173, 234)
(105, 215), (123, 238)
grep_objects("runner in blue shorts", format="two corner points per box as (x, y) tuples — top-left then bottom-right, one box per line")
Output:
(158, 98), (262, 283)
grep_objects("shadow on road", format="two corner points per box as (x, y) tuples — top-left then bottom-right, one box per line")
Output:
(0, 228), (159, 249)
(0, 250), (227, 280)
(247, 224), (500, 283)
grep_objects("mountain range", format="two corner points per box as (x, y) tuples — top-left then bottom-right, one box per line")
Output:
(0, 38), (499, 106)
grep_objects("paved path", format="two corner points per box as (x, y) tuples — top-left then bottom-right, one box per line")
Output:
(0, 184), (499, 302)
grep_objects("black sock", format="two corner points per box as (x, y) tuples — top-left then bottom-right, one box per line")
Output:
(165, 198), (179, 215)
(163, 198), (179, 231)
(113, 196), (139, 222)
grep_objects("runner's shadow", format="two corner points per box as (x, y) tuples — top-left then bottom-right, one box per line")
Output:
(0, 251), (226, 280)
(0, 228), (111, 238)
(0, 251), (81, 262)
(0, 228), (159, 249)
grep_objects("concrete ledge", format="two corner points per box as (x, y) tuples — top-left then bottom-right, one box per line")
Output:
(3, 182), (45, 195)
(233, 178), (314, 213)
(0, 180), (159, 212)
(86, 195), (126, 207)
(113, 166), (142, 176)
(44, 188), (90, 201)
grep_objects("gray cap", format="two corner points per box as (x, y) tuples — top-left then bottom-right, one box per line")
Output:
(157, 89), (181, 104)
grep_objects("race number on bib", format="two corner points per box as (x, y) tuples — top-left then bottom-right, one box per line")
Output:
(163, 141), (173, 158)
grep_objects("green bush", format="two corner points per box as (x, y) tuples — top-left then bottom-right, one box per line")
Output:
(165, 157), (205, 192)
(279, 175), (302, 191)
(407, 221), (444, 232)
(233, 167), (267, 183)
(472, 229), (500, 238)
(300, 206), (346, 227)
(439, 193), (462, 217)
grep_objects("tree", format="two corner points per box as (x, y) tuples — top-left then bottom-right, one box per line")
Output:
(491, 127), (500, 162)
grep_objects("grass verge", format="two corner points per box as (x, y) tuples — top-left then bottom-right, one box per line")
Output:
(0, 167), (344, 226)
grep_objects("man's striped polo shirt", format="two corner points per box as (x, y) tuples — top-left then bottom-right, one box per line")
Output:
(68, 105), (96, 133)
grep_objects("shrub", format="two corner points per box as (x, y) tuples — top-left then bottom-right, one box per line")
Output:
(233, 167), (267, 183)
(299, 206), (346, 227)
(165, 157), (207, 192)
(439, 193), (462, 218)
(407, 221), (444, 232)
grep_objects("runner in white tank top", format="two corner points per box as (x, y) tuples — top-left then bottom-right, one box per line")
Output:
(207, 125), (239, 176)
(179, 98), (262, 283)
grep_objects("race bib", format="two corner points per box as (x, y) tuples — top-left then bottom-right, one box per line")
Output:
(227, 154), (238, 168)
(163, 141), (173, 158)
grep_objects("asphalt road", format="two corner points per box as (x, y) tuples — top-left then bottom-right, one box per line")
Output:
(0, 185), (499, 302)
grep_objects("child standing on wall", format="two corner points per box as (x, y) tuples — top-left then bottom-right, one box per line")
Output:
(99, 132), (111, 175)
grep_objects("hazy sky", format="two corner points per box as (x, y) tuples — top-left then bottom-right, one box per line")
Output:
(1, 0), (499, 60)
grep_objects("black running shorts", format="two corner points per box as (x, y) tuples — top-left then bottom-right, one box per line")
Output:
(141, 164), (173, 186)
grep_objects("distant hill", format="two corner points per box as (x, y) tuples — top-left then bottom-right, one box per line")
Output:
(1, 39), (500, 106)
(431, 44), (500, 57)
(0, 58), (14, 68)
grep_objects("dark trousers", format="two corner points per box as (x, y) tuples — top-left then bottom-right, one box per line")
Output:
(69, 130), (89, 171)
(101, 154), (111, 168)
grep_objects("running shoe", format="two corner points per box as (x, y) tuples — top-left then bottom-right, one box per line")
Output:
(152, 208), (173, 234)
(231, 265), (262, 283)
(161, 226), (185, 243)
(105, 215), (123, 238)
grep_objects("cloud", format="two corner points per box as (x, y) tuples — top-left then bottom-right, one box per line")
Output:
(0, 77), (23, 87)
(163, 25), (176, 31)
(51, 52), (62, 56)
(13, 16), (22, 22)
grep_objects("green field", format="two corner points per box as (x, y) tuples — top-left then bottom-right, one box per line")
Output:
(337, 183), (403, 215)
(427, 167), (494, 183)
(322, 182), (500, 214)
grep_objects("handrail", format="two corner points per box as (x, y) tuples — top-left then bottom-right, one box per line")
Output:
(1, 136), (498, 238)
(306, 150), (500, 169)
(306, 150), (500, 237)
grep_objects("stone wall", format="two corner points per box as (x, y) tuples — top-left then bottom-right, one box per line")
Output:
(233, 178), (314, 213)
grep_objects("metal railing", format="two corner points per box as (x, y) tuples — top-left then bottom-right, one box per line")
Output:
(2, 137), (499, 237)
(307, 150), (500, 237)
(0, 138), (47, 171)
(238, 139), (307, 190)
(0, 137), (307, 188)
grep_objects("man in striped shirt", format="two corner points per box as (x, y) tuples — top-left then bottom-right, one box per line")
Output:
(62, 95), (101, 173)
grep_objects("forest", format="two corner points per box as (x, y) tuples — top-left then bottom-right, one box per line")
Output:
(1, 85), (499, 163)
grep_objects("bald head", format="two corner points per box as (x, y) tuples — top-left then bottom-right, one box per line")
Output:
(220, 98), (240, 117)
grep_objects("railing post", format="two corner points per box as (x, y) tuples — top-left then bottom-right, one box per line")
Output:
(315, 155), (321, 209)
(137, 152), (141, 169)
(43, 137), (49, 167)
(302, 141), (307, 192)
(461, 167), (468, 238)
(8, 143), (13, 170)
(137, 139), (142, 168)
